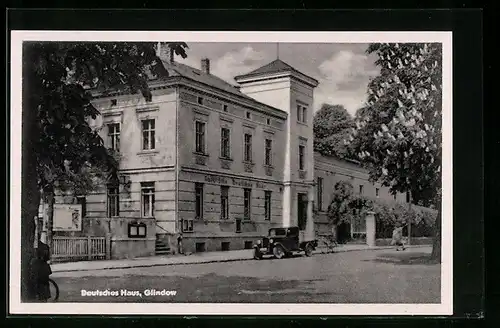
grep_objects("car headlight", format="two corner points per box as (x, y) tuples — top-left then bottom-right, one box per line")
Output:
(257, 240), (261, 245)
(269, 239), (274, 244)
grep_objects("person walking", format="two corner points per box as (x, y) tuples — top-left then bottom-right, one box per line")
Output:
(391, 223), (407, 251)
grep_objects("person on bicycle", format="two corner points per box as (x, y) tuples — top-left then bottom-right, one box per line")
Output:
(31, 239), (52, 302)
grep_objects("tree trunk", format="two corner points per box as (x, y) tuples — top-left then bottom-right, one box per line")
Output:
(430, 203), (442, 262)
(21, 107), (40, 302)
(44, 189), (55, 257)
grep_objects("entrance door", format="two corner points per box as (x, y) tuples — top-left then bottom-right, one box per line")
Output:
(297, 193), (308, 231)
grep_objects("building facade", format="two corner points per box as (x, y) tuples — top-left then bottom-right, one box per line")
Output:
(50, 44), (408, 257)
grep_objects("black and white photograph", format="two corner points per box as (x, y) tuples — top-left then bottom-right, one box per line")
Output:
(10, 31), (453, 315)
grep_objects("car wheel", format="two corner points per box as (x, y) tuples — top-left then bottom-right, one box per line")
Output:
(253, 248), (262, 260)
(304, 243), (313, 257)
(273, 245), (285, 259)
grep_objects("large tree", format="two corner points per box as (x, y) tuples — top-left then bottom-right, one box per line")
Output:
(313, 103), (354, 158)
(21, 41), (188, 301)
(347, 42), (443, 261)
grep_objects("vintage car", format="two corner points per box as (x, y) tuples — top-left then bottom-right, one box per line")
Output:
(253, 226), (318, 260)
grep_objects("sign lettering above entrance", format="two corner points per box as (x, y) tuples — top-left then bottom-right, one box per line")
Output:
(204, 175), (266, 189)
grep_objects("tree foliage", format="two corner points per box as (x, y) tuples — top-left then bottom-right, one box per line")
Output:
(21, 41), (188, 301)
(346, 42), (443, 260)
(313, 103), (354, 158)
(347, 43), (442, 207)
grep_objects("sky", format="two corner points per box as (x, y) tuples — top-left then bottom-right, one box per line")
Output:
(176, 42), (380, 117)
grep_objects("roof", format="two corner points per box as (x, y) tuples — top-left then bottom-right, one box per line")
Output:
(160, 60), (254, 100)
(234, 59), (319, 85)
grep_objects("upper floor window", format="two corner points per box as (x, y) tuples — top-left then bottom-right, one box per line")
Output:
(265, 139), (273, 166)
(195, 121), (206, 153)
(197, 96), (204, 105)
(246, 111), (251, 119)
(244, 133), (252, 162)
(141, 119), (155, 150)
(299, 145), (306, 171)
(223, 104), (228, 112)
(107, 123), (120, 151)
(297, 104), (308, 123)
(221, 127), (231, 159)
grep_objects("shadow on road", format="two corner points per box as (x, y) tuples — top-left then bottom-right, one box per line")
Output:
(364, 252), (440, 266)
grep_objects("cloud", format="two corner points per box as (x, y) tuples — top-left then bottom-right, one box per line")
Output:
(211, 46), (267, 84)
(177, 46), (267, 85)
(315, 50), (379, 116)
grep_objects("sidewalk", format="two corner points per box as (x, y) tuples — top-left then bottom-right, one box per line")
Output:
(51, 244), (428, 273)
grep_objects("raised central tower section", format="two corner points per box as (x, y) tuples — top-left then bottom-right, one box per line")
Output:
(235, 59), (319, 238)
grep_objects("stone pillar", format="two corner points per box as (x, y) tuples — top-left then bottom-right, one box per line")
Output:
(304, 186), (316, 240)
(365, 211), (376, 247)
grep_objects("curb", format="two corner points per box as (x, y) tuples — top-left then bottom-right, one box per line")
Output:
(52, 244), (430, 273)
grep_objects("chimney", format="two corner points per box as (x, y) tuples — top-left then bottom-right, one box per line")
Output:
(156, 42), (175, 63)
(201, 58), (210, 74)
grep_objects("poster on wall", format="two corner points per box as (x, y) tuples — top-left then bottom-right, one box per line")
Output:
(53, 204), (83, 231)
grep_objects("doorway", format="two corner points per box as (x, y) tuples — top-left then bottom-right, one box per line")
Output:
(297, 193), (308, 231)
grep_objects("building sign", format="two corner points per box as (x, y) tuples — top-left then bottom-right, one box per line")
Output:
(204, 175), (266, 189)
(53, 204), (82, 231)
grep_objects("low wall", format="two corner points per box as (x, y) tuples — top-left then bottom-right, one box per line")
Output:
(375, 237), (433, 246)
(54, 217), (156, 260)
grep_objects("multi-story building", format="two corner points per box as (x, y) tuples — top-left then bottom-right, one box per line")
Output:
(51, 43), (408, 258)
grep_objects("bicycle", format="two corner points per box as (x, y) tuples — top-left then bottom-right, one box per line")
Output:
(320, 235), (339, 254)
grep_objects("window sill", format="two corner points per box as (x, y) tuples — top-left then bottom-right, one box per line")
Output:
(137, 150), (159, 156)
(193, 152), (209, 157)
(219, 157), (233, 162)
(297, 121), (308, 126)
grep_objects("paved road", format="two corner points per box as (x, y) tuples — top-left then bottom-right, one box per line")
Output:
(51, 247), (440, 303)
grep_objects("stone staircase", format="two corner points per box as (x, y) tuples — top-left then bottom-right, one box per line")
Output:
(155, 238), (172, 256)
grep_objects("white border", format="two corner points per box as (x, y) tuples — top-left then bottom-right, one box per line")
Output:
(9, 31), (453, 316)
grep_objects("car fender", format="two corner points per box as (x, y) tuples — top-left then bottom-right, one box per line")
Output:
(272, 242), (289, 252)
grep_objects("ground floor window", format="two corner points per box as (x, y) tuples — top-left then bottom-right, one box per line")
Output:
(264, 190), (272, 220)
(220, 186), (229, 219)
(107, 186), (120, 217)
(141, 182), (155, 217)
(243, 188), (252, 220)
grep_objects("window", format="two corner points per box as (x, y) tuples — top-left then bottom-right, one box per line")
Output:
(266, 118), (271, 125)
(265, 139), (273, 166)
(182, 219), (194, 232)
(243, 188), (252, 220)
(107, 186), (120, 217)
(221, 242), (230, 251)
(244, 241), (253, 249)
(264, 191), (272, 220)
(195, 121), (206, 153)
(107, 123), (120, 151)
(220, 186), (229, 219)
(244, 133), (252, 162)
(223, 104), (228, 112)
(221, 127), (231, 158)
(246, 111), (251, 119)
(197, 96), (204, 105)
(317, 177), (323, 211)
(376, 188), (380, 198)
(141, 119), (155, 150)
(359, 185), (364, 195)
(195, 242), (206, 252)
(297, 105), (308, 123)
(195, 183), (204, 219)
(141, 182), (155, 217)
(299, 145), (305, 170)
